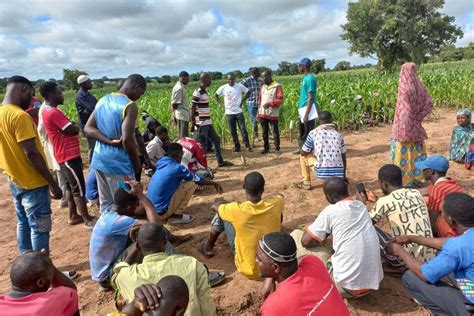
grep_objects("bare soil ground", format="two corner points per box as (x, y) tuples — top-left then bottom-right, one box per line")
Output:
(0, 109), (472, 315)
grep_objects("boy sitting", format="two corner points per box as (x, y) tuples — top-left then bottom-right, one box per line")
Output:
(298, 111), (346, 190)
(292, 177), (383, 298)
(0, 250), (79, 316)
(389, 192), (474, 315)
(198, 172), (284, 280)
(415, 155), (464, 237)
(178, 135), (214, 179)
(146, 126), (169, 165)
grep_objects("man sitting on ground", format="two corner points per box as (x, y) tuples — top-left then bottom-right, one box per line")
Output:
(112, 223), (216, 316)
(146, 143), (223, 225)
(298, 111), (347, 190)
(178, 135), (213, 179)
(389, 192), (474, 315)
(292, 177), (383, 298)
(90, 181), (184, 291)
(119, 276), (190, 316)
(198, 172), (284, 280)
(0, 250), (79, 316)
(364, 164), (435, 264)
(416, 155), (464, 237)
(146, 126), (169, 165)
(257, 232), (350, 315)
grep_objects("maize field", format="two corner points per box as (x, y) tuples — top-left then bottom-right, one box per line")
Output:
(62, 60), (473, 144)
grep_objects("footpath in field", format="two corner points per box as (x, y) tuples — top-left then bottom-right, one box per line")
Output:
(0, 109), (472, 315)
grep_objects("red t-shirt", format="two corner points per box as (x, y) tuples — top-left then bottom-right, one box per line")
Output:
(41, 105), (81, 164)
(0, 286), (79, 316)
(260, 255), (350, 316)
(177, 137), (207, 172)
(428, 178), (464, 212)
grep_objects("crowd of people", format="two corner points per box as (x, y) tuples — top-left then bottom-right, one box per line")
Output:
(0, 58), (472, 315)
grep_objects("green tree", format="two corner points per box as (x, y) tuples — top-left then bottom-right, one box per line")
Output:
(276, 61), (299, 76)
(63, 69), (88, 90)
(335, 61), (351, 71)
(311, 59), (326, 74)
(341, 0), (463, 69)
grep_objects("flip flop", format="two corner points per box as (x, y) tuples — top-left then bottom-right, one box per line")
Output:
(209, 270), (225, 287)
(293, 181), (312, 190)
(62, 271), (78, 280)
(198, 241), (215, 259)
(168, 214), (195, 225)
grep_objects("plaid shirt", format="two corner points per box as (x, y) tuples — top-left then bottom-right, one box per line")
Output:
(240, 76), (262, 105)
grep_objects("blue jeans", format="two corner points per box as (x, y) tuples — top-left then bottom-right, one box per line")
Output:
(8, 180), (52, 254)
(247, 103), (258, 138)
(211, 213), (236, 255)
(226, 112), (250, 150)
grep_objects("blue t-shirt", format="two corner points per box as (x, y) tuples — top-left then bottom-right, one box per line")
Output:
(89, 209), (137, 281)
(298, 74), (317, 108)
(85, 169), (98, 201)
(91, 93), (135, 176)
(146, 156), (203, 214)
(421, 228), (474, 302)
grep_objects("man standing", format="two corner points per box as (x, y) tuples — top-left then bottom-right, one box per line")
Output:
(191, 73), (232, 167)
(0, 76), (62, 254)
(257, 70), (283, 154)
(75, 75), (97, 163)
(294, 58), (318, 154)
(85, 74), (146, 213)
(240, 68), (262, 143)
(215, 74), (251, 152)
(171, 71), (191, 138)
(40, 81), (96, 229)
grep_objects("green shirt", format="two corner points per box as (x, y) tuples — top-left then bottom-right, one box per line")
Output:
(298, 74), (317, 108)
(111, 253), (216, 316)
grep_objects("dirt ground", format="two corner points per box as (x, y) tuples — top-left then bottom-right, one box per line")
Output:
(0, 108), (472, 315)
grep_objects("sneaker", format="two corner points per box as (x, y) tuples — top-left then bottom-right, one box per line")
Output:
(218, 161), (234, 167)
(260, 149), (269, 155)
(233, 147), (241, 153)
(275, 149), (281, 154)
(63, 271), (79, 280)
(98, 280), (112, 292)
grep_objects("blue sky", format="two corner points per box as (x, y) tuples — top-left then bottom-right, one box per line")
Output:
(0, 0), (472, 80)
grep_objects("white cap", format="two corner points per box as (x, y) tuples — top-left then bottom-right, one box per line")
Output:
(77, 75), (90, 84)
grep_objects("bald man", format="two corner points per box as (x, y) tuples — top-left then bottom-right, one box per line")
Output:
(0, 76), (62, 254)
(85, 74), (147, 213)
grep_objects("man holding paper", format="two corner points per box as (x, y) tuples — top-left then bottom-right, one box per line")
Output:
(294, 58), (318, 154)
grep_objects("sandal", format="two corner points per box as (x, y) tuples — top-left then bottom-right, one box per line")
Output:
(294, 181), (312, 190)
(198, 241), (215, 259)
(168, 214), (195, 225)
(209, 270), (226, 287)
(62, 271), (79, 280)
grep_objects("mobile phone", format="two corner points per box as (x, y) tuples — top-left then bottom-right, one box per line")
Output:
(117, 179), (131, 191)
(356, 183), (368, 199)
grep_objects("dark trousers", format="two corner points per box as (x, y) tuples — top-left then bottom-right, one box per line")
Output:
(226, 113), (250, 150)
(86, 135), (96, 165)
(177, 120), (189, 138)
(196, 124), (224, 164)
(260, 118), (280, 151)
(402, 270), (471, 315)
(298, 119), (315, 149)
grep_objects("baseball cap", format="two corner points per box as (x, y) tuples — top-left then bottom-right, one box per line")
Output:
(77, 75), (90, 84)
(298, 58), (312, 68)
(415, 155), (449, 172)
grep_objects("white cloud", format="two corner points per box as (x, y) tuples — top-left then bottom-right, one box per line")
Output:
(0, 0), (471, 79)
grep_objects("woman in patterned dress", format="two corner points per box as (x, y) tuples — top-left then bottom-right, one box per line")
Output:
(390, 62), (433, 186)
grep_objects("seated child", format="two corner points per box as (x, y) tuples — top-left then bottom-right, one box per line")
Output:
(198, 172), (284, 280)
(298, 111), (346, 190)
(449, 108), (473, 167)
(0, 251), (79, 316)
(415, 155), (464, 237)
(178, 135), (214, 179)
(146, 126), (169, 165)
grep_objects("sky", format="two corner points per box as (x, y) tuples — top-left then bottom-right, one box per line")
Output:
(0, 0), (472, 80)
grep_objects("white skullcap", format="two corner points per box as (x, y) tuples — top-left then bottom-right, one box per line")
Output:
(77, 75), (90, 84)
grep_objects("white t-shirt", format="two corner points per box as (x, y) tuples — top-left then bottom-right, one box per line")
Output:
(307, 200), (383, 291)
(215, 83), (249, 115)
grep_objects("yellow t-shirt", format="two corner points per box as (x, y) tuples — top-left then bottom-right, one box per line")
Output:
(369, 188), (436, 261)
(0, 104), (48, 189)
(218, 194), (284, 280)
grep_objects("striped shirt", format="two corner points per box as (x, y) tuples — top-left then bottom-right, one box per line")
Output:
(428, 178), (464, 212)
(302, 124), (346, 179)
(192, 88), (212, 126)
